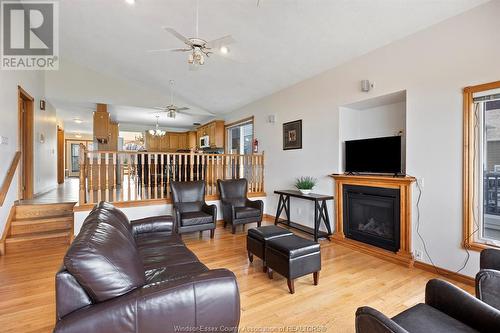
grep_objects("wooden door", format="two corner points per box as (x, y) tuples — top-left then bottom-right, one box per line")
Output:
(57, 127), (64, 184)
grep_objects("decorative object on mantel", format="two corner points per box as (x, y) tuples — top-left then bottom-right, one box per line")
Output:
(294, 176), (317, 195)
(39, 99), (46, 110)
(149, 115), (166, 136)
(283, 119), (302, 150)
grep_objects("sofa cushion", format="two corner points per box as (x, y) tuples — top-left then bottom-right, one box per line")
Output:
(392, 303), (478, 333)
(145, 262), (209, 284)
(235, 207), (261, 219)
(64, 219), (146, 303)
(181, 211), (213, 226)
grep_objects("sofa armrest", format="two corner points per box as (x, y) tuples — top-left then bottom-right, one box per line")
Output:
(425, 278), (500, 331)
(481, 248), (500, 270)
(130, 216), (173, 235)
(54, 269), (240, 333)
(172, 205), (181, 232)
(355, 307), (409, 333)
(246, 199), (263, 215)
(476, 269), (500, 310)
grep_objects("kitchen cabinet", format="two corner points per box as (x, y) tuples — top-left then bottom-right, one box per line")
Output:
(196, 120), (225, 148)
(187, 131), (197, 149)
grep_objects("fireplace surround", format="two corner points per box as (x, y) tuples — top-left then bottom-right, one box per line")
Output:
(330, 174), (415, 267)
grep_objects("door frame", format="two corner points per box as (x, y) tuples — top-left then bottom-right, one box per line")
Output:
(57, 126), (65, 184)
(17, 86), (34, 200)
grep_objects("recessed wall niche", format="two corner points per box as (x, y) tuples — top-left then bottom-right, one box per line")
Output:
(339, 90), (407, 173)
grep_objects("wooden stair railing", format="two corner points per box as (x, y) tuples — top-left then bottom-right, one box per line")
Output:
(0, 151), (22, 255)
(77, 146), (266, 207)
(0, 151), (21, 207)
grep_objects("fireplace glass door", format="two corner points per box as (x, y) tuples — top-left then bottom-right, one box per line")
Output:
(343, 185), (400, 252)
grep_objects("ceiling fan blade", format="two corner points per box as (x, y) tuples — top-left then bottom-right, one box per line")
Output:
(147, 48), (191, 53)
(163, 27), (192, 46)
(176, 107), (190, 111)
(206, 35), (236, 49)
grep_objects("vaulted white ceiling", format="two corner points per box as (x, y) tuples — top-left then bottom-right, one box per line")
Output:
(59, 0), (487, 114)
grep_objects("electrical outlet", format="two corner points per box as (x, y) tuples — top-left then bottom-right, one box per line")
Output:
(0, 136), (8, 145)
(414, 250), (423, 260)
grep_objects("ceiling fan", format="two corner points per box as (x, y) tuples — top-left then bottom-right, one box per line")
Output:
(153, 80), (214, 119)
(148, 0), (235, 68)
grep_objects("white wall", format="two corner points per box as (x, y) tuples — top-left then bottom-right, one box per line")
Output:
(34, 100), (58, 194)
(0, 70), (54, 236)
(73, 197), (267, 235)
(224, 1), (500, 277)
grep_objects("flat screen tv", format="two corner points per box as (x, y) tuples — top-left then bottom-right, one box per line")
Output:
(345, 136), (402, 174)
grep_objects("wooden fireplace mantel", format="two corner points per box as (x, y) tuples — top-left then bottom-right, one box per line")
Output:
(329, 174), (416, 267)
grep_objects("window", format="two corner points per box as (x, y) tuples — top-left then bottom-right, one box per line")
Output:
(225, 117), (254, 155)
(70, 143), (80, 173)
(464, 81), (500, 250)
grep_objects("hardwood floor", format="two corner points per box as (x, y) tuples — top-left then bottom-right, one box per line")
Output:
(0, 219), (473, 333)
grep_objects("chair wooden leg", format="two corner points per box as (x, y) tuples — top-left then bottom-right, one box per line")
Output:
(210, 229), (215, 239)
(232, 226), (236, 234)
(223, 221), (227, 228)
(257, 221), (262, 227)
(248, 251), (254, 263)
(287, 278), (295, 294)
(313, 271), (319, 285)
(262, 265), (267, 273)
(267, 268), (273, 279)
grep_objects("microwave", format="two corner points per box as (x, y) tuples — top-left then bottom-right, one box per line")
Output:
(199, 135), (210, 148)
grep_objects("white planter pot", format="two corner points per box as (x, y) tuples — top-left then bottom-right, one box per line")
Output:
(299, 189), (312, 195)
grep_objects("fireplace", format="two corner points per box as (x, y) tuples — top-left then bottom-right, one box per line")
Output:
(343, 185), (400, 252)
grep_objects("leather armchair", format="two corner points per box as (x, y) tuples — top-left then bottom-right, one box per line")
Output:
(476, 248), (500, 310)
(356, 279), (500, 333)
(55, 202), (240, 333)
(170, 180), (217, 238)
(217, 179), (263, 234)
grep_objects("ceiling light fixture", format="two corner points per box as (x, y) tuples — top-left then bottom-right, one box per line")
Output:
(75, 133), (82, 139)
(125, 0), (135, 5)
(74, 118), (83, 124)
(220, 46), (229, 54)
(149, 115), (166, 136)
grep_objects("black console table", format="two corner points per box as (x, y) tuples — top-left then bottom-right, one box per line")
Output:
(274, 190), (333, 242)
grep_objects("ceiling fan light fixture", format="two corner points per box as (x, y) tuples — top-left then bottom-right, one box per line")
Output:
(166, 109), (176, 119)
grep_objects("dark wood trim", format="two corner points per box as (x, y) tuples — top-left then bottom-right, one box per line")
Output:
(18, 86), (34, 200)
(463, 81), (500, 252)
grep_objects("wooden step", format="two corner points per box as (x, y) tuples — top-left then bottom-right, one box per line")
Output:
(14, 202), (76, 220)
(10, 216), (73, 236)
(5, 231), (71, 253)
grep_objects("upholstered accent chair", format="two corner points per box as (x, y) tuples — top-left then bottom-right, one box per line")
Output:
(476, 248), (500, 310)
(356, 279), (500, 333)
(170, 181), (217, 238)
(217, 179), (263, 234)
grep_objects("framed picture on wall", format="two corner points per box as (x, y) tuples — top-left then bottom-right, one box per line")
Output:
(283, 119), (302, 150)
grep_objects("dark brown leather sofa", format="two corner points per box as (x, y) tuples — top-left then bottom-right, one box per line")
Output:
(54, 202), (240, 333)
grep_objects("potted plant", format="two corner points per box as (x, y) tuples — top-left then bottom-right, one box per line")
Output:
(295, 176), (317, 195)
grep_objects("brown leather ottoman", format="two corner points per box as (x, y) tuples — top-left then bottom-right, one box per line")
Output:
(247, 225), (293, 272)
(265, 235), (321, 294)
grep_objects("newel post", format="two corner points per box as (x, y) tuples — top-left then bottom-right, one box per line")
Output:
(78, 144), (87, 204)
